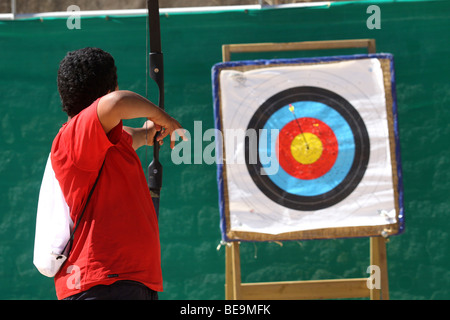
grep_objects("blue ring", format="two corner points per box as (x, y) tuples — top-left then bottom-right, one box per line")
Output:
(245, 86), (370, 211)
(259, 101), (355, 196)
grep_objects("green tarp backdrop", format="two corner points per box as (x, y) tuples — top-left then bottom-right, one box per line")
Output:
(0, 0), (449, 300)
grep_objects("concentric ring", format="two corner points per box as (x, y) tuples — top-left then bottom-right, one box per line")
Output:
(276, 117), (338, 180)
(245, 86), (370, 211)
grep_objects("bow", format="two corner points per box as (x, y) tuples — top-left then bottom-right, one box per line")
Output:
(147, 0), (164, 219)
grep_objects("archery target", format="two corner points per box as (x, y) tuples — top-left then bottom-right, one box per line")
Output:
(212, 54), (404, 241)
(246, 86), (370, 211)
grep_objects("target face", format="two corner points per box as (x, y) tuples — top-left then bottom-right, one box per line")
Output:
(246, 86), (370, 211)
(212, 54), (404, 242)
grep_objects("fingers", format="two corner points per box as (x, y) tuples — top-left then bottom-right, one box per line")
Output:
(155, 128), (188, 149)
(173, 128), (188, 142)
(170, 128), (189, 149)
(156, 127), (168, 141)
(143, 120), (161, 131)
(143, 121), (157, 147)
(149, 116), (187, 149)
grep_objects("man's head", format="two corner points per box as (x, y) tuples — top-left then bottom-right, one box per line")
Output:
(57, 47), (118, 117)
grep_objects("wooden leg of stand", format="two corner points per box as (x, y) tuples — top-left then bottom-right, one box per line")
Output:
(370, 237), (390, 300)
(231, 242), (242, 300)
(225, 242), (242, 300)
(225, 244), (232, 300)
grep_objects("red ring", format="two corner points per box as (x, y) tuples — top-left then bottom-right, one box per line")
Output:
(276, 118), (338, 180)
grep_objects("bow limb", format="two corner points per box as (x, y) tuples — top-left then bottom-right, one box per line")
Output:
(147, 0), (164, 218)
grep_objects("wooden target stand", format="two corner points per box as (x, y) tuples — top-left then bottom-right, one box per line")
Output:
(222, 39), (389, 300)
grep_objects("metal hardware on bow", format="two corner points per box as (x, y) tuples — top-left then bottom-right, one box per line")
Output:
(147, 0), (164, 218)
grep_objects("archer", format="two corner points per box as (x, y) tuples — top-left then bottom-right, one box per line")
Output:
(49, 47), (185, 300)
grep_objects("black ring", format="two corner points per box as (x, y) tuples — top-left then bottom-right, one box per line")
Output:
(245, 86), (370, 211)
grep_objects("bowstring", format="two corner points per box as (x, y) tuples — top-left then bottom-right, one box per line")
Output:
(145, 10), (149, 185)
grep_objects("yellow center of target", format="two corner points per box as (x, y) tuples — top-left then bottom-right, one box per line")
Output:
(290, 133), (323, 165)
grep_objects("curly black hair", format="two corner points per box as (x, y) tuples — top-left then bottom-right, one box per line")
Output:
(57, 47), (118, 117)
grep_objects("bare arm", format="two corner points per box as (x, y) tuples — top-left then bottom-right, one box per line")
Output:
(97, 90), (185, 149)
